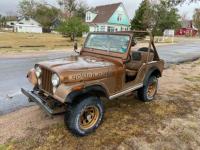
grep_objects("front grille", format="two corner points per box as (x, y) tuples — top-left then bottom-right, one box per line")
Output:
(40, 67), (53, 94)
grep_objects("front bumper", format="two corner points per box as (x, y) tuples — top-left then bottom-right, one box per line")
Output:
(21, 88), (66, 116)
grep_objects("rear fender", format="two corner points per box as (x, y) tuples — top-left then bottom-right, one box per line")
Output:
(143, 67), (161, 85)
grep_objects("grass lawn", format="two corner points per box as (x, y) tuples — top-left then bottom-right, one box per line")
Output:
(0, 32), (84, 53)
(0, 32), (199, 54)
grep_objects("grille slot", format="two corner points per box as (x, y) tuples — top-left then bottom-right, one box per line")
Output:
(41, 67), (53, 94)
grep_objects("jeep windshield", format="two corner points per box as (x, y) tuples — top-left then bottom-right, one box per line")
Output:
(84, 34), (130, 54)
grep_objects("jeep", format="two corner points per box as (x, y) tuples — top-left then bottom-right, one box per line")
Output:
(22, 31), (164, 136)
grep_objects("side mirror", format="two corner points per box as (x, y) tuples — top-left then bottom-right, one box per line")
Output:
(73, 41), (79, 54)
(131, 38), (137, 47)
(74, 41), (78, 50)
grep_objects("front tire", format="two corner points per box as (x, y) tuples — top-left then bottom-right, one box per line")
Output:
(138, 75), (158, 102)
(65, 96), (104, 136)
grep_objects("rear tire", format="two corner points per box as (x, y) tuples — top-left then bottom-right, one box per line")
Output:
(138, 75), (158, 102)
(64, 96), (104, 136)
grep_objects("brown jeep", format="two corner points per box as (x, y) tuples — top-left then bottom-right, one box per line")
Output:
(22, 31), (164, 136)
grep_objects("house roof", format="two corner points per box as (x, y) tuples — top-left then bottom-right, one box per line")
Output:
(17, 17), (41, 26)
(92, 2), (121, 23)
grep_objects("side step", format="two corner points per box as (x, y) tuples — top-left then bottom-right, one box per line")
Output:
(109, 83), (143, 100)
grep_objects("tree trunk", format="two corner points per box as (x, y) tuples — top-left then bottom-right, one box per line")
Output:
(70, 34), (74, 41)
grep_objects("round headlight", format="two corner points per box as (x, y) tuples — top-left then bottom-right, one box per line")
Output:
(35, 66), (42, 78)
(51, 73), (60, 87)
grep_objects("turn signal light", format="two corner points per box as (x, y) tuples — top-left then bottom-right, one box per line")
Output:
(72, 85), (84, 91)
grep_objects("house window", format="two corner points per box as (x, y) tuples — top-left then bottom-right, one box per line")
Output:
(117, 14), (122, 22)
(96, 26), (99, 32)
(87, 13), (91, 21)
(108, 26), (114, 32)
(100, 26), (105, 32)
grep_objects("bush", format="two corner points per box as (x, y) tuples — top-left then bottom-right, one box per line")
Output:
(57, 17), (89, 41)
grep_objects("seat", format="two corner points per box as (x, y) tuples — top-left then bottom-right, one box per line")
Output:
(126, 50), (154, 77)
(126, 69), (138, 76)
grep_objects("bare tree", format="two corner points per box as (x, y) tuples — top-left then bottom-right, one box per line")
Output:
(181, 12), (189, 21)
(193, 9), (200, 36)
(18, 0), (37, 17)
(63, 0), (78, 17)
(0, 15), (7, 29)
(57, 0), (89, 19)
(75, 1), (89, 19)
(167, 0), (199, 5)
(0, 14), (2, 29)
(58, 0), (64, 12)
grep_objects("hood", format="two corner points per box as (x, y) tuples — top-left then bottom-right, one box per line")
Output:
(38, 55), (117, 82)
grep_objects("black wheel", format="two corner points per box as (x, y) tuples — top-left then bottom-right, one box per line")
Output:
(138, 75), (158, 102)
(65, 96), (104, 136)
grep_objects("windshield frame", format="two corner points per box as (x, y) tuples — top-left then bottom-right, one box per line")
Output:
(82, 32), (132, 59)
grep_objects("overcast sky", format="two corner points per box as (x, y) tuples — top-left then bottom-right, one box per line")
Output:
(0, 0), (200, 19)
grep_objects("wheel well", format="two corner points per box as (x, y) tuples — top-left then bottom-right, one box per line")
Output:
(144, 68), (161, 85)
(151, 69), (161, 78)
(66, 85), (108, 104)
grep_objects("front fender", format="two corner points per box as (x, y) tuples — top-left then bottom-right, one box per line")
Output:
(54, 83), (109, 104)
(66, 85), (109, 103)
(54, 83), (84, 103)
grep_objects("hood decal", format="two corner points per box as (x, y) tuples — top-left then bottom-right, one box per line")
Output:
(70, 70), (112, 81)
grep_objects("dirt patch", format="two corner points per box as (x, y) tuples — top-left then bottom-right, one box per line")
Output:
(0, 59), (200, 150)
(0, 106), (63, 144)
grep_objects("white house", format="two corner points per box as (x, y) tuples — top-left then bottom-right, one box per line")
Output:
(85, 3), (130, 33)
(14, 18), (42, 33)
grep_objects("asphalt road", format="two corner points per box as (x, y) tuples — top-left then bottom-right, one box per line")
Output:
(1, 41), (200, 115)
